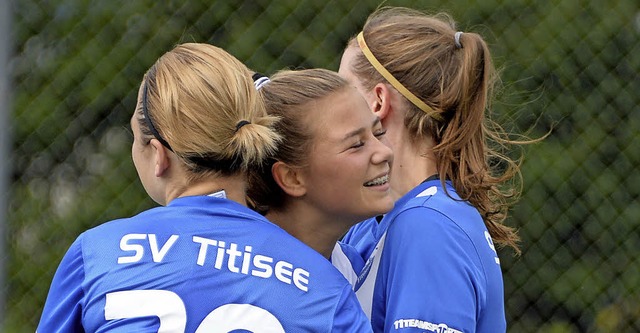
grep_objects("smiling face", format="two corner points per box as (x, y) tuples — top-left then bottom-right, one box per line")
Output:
(297, 86), (394, 222)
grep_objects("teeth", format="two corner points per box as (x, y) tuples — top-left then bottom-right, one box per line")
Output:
(365, 174), (389, 186)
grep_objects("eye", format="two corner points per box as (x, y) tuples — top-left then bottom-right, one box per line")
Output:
(374, 129), (387, 138)
(350, 141), (365, 149)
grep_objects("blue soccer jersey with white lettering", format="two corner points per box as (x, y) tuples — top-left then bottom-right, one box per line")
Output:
(37, 195), (373, 332)
(341, 179), (507, 333)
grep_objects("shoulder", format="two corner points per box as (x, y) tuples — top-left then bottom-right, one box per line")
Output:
(57, 236), (87, 274)
(381, 181), (501, 282)
(390, 181), (484, 237)
(382, 181), (487, 266)
(83, 198), (281, 239)
(37, 237), (87, 331)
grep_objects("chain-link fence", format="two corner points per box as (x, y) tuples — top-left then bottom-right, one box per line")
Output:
(5, 0), (639, 332)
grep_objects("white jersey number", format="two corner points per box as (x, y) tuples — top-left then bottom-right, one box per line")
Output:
(105, 290), (285, 332)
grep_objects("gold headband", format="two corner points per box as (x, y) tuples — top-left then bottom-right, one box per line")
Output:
(356, 31), (443, 121)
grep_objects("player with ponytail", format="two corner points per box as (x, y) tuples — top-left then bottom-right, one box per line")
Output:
(339, 7), (533, 332)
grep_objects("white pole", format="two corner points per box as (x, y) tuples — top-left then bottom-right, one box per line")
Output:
(0, 0), (13, 326)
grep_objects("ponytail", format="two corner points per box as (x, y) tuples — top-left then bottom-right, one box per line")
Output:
(139, 43), (282, 177)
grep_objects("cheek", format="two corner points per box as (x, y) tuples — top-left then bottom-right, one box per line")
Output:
(304, 155), (344, 198)
(316, 155), (364, 193)
(131, 144), (141, 169)
(379, 135), (392, 149)
(309, 153), (348, 178)
(131, 142), (150, 179)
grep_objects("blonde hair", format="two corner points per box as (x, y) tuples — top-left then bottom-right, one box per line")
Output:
(248, 69), (350, 213)
(138, 43), (281, 180)
(347, 7), (527, 253)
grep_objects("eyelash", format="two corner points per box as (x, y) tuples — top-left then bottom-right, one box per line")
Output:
(351, 129), (387, 149)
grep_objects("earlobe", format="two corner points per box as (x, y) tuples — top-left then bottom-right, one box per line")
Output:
(271, 162), (307, 197)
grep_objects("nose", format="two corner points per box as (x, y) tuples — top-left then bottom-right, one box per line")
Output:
(372, 136), (393, 166)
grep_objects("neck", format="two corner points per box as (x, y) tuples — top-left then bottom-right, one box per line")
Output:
(387, 129), (437, 201)
(266, 205), (347, 259)
(379, 95), (437, 200)
(168, 173), (248, 206)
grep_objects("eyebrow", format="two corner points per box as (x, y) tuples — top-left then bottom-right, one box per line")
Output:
(342, 117), (381, 140)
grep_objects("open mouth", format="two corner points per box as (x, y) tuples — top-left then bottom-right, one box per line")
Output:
(364, 174), (389, 187)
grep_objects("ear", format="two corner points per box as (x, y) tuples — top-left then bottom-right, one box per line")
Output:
(372, 83), (392, 121)
(271, 161), (307, 198)
(150, 139), (171, 177)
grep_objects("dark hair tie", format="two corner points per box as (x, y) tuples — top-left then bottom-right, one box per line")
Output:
(235, 120), (251, 132)
(252, 72), (265, 81)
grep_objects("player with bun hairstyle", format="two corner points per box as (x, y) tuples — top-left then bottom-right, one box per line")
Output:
(338, 7), (535, 332)
(37, 43), (373, 332)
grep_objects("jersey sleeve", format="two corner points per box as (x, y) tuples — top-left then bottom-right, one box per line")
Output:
(36, 237), (86, 333)
(332, 284), (374, 332)
(377, 207), (486, 333)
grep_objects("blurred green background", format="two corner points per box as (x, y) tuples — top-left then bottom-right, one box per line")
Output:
(5, 0), (639, 332)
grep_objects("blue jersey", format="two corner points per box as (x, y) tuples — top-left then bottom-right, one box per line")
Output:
(37, 195), (372, 332)
(341, 179), (506, 333)
(330, 242), (366, 288)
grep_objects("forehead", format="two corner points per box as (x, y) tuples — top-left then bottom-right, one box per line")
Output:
(338, 45), (359, 77)
(307, 87), (374, 141)
(130, 81), (146, 126)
